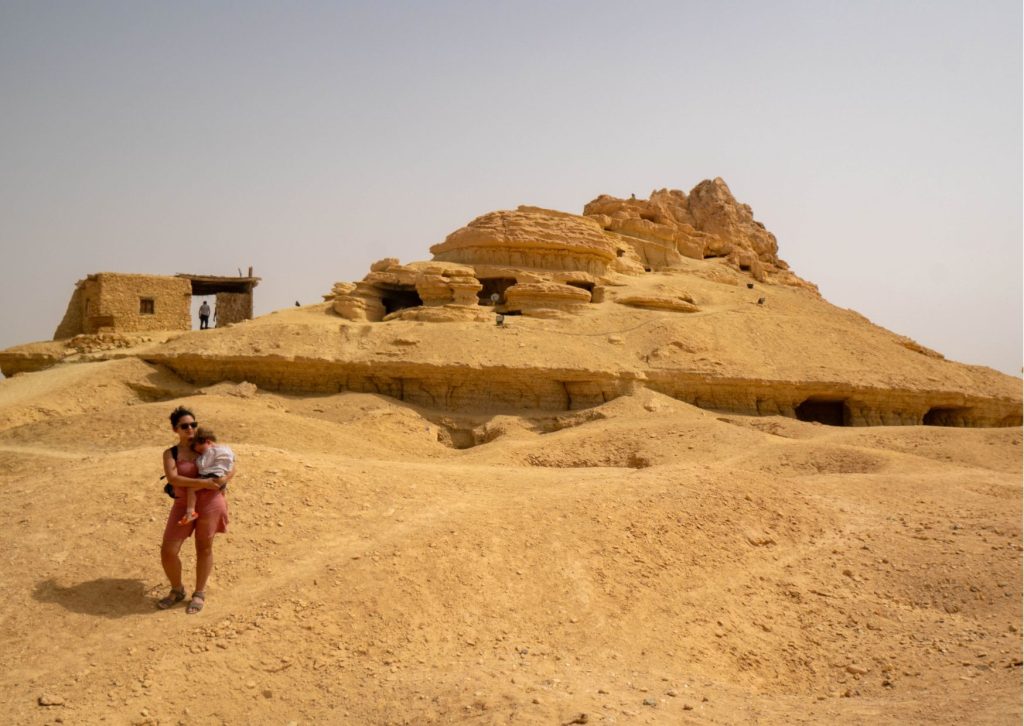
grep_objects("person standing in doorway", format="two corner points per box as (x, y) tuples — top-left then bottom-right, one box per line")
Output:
(198, 300), (211, 330)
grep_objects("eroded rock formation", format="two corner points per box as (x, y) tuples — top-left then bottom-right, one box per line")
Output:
(584, 179), (816, 291)
(429, 206), (617, 275)
(329, 206), (617, 320)
(327, 179), (821, 324)
(329, 259), (484, 322)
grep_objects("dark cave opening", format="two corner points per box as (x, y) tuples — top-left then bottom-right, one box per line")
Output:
(379, 286), (423, 315)
(477, 278), (517, 305)
(795, 398), (849, 426)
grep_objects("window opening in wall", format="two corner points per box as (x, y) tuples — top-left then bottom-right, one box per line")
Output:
(477, 278), (517, 305)
(739, 264), (751, 272)
(795, 398), (849, 426)
(616, 249), (625, 258)
(140, 298), (155, 315)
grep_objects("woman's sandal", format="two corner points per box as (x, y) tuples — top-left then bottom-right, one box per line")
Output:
(186, 591), (205, 615)
(156, 587), (186, 610)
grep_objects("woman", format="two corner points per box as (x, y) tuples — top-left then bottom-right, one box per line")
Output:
(156, 406), (234, 614)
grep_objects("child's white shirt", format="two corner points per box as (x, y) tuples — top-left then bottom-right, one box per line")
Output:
(196, 444), (235, 478)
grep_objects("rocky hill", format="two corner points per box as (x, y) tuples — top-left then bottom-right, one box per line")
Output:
(0, 179), (1020, 724)
(2, 179), (1018, 428)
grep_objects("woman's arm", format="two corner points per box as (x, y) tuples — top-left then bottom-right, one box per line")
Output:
(163, 449), (221, 490)
(212, 464), (237, 492)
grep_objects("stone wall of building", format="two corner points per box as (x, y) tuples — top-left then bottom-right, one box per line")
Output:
(91, 274), (191, 333)
(215, 292), (252, 327)
(53, 273), (192, 337)
(53, 284), (87, 339)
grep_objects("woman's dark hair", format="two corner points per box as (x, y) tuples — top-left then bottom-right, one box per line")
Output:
(169, 406), (195, 428)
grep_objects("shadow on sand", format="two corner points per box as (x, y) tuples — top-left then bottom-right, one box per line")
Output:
(33, 578), (158, 618)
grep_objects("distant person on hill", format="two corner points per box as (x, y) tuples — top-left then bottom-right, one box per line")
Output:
(157, 406), (234, 614)
(198, 300), (211, 330)
(179, 427), (235, 526)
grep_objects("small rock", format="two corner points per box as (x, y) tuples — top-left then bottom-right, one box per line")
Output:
(642, 697), (657, 707)
(38, 694), (65, 707)
(666, 689), (678, 697)
(683, 703), (695, 711)
(262, 689), (273, 699)
(846, 664), (868, 675)
(744, 530), (775, 547)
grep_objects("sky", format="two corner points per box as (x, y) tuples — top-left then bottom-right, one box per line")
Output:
(0, 0), (1020, 376)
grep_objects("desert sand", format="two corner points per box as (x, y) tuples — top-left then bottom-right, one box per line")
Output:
(0, 182), (1020, 725)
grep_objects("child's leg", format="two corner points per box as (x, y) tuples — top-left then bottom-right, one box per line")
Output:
(179, 489), (199, 525)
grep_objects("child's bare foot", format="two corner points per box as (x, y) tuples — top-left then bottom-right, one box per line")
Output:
(178, 511), (198, 526)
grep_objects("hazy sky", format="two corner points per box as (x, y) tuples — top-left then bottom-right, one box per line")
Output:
(1, 1), (1020, 376)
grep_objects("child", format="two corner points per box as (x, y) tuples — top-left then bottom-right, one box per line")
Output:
(179, 427), (236, 525)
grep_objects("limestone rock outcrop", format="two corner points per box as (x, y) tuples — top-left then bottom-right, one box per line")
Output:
(504, 281), (592, 317)
(616, 294), (700, 313)
(584, 179), (816, 291)
(325, 180), (828, 324)
(328, 260), (483, 322)
(430, 206), (617, 276)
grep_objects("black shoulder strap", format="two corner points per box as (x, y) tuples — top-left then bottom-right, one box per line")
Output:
(170, 445), (178, 460)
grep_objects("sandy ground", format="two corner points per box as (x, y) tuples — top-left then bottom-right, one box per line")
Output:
(0, 360), (1020, 725)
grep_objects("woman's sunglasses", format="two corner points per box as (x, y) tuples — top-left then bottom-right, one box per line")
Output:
(178, 422), (199, 430)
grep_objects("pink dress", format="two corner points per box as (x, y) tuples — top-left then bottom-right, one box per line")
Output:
(162, 456), (229, 541)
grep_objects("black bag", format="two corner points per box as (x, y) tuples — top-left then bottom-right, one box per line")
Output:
(162, 446), (179, 499)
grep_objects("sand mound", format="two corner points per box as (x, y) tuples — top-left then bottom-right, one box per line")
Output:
(0, 371), (1019, 724)
(0, 358), (195, 433)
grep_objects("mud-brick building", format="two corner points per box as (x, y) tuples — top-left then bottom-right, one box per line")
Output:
(53, 271), (260, 338)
